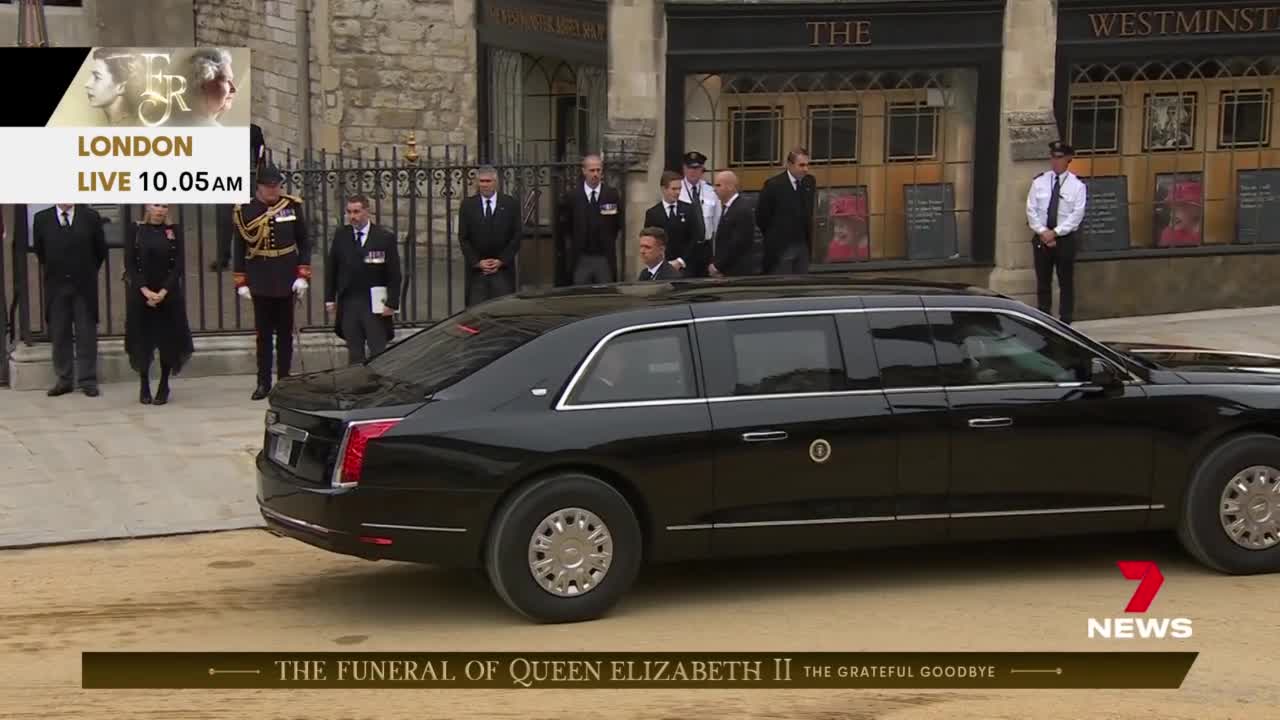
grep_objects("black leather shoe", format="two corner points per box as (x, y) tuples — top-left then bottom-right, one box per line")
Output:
(140, 386), (152, 404)
(154, 385), (169, 405)
(82, 387), (100, 397)
(250, 385), (270, 401)
(47, 384), (72, 397)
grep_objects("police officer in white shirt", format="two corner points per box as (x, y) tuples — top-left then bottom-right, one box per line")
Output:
(678, 151), (720, 266)
(1025, 140), (1087, 324)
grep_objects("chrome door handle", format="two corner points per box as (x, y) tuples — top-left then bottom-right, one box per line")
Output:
(968, 417), (1013, 429)
(742, 430), (788, 442)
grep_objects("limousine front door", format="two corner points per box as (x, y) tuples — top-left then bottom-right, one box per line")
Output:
(924, 307), (1155, 540)
(693, 314), (900, 558)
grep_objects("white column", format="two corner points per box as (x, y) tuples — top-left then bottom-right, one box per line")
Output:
(988, 0), (1061, 304)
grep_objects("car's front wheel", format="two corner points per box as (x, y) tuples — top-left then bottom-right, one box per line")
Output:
(484, 472), (642, 623)
(1178, 433), (1280, 574)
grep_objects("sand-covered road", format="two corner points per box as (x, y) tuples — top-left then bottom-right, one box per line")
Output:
(1, 527), (1276, 719)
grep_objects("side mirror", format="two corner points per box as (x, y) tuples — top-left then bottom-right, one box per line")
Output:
(1089, 358), (1122, 388)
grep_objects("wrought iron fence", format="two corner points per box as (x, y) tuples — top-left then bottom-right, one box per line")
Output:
(5, 145), (641, 346)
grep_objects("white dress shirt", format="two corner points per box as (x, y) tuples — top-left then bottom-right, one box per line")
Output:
(680, 177), (720, 240)
(1026, 170), (1087, 236)
(353, 222), (369, 246)
(56, 206), (75, 226)
(584, 182), (601, 202)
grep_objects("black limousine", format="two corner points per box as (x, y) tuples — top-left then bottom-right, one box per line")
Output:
(257, 277), (1280, 623)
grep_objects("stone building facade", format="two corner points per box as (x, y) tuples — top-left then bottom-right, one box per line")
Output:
(192, 0), (478, 160)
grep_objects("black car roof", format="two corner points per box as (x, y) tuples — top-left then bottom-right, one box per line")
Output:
(470, 275), (1006, 322)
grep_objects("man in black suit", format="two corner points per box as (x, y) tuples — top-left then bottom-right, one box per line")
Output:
(643, 170), (705, 277)
(708, 171), (758, 277)
(755, 146), (816, 274)
(459, 165), (521, 306)
(636, 227), (683, 281)
(324, 194), (401, 364)
(558, 153), (623, 285)
(32, 203), (107, 396)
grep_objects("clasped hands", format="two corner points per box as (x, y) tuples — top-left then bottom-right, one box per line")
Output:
(476, 258), (504, 275)
(325, 301), (394, 317)
(140, 287), (167, 307)
(1038, 228), (1058, 248)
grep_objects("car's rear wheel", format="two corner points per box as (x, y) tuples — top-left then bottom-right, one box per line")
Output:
(1178, 433), (1280, 574)
(484, 472), (642, 623)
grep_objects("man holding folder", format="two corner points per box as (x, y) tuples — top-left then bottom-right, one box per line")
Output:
(324, 194), (401, 364)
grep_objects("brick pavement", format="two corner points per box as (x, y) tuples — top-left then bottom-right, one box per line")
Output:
(4, 305), (1280, 549)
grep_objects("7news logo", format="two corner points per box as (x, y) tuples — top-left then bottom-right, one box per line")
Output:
(1087, 561), (1194, 639)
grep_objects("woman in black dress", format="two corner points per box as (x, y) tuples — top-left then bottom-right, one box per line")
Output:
(124, 204), (194, 404)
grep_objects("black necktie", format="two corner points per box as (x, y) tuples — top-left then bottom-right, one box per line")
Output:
(1046, 174), (1061, 231)
(590, 189), (598, 206)
(668, 204), (676, 220)
(690, 184), (699, 204)
(484, 199), (492, 219)
(61, 211), (70, 227)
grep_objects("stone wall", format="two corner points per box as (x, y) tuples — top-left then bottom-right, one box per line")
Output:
(327, 0), (477, 156)
(194, 0), (304, 158)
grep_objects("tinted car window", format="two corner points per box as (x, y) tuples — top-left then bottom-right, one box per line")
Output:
(726, 315), (848, 395)
(929, 310), (1092, 385)
(866, 309), (941, 389)
(366, 310), (576, 393)
(569, 326), (697, 405)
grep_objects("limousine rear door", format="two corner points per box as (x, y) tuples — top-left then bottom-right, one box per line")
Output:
(692, 307), (900, 558)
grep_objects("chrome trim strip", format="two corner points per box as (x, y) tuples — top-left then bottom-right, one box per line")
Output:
(1129, 348), (1280, 360)
(707, 388), (883, 402)
(362, 522), (467, 533)
(882, 386), (947, 394)
(949, 504), (1152, 519)
(664, 505), (1161, 531)
(260, 505), (336, 534)
(266, 423), (309, 442)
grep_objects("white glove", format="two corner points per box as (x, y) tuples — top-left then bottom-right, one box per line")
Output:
(237, 286), (251, 300)
(292, 278), (308, 296)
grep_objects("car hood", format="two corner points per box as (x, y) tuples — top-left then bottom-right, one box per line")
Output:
(1104, 341), (1280, 383)
(268, 364), (431, 412)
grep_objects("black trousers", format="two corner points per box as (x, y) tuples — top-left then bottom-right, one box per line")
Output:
(340, 291), (389, 364)
(252, 295), (294, 386)
(1033, 233), (1077, 324)
(47, 287), (97, 388)
(466, 268), (515, 306)
(766, 244), (810, 275)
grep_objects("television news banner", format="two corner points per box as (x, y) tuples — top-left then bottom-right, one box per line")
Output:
(0, 46), (1196, 692)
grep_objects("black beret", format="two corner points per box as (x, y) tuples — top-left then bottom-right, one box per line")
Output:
(682, 151), (707, 167)
(257, 164), (284, 184)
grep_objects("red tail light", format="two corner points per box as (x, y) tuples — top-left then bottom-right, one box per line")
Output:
(333, 419), (400, 488)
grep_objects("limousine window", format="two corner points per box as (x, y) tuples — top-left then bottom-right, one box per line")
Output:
(866, 309), (942, 389)
(727, 315), (848, 396)
(367, 310), (575, 393)
(929, 310), (1091, 385)
(568, 326), (697, 405)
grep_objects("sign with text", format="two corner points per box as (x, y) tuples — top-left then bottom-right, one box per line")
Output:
(82, 652), (1198, 689)
(1236, 168), (1280, 244)
(0, 47), (252, 203)
(479, 0), (607, 42)
(1061, 5), (1280, 42)
(1080, 175), (1131, 251)
(904, 183), (959, 260)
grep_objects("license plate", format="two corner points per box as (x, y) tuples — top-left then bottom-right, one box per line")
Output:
(271, 435), (294, 465)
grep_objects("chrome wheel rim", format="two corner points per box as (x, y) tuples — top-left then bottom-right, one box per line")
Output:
(1219, 465), (1280, 550)
(527, 507), (613, 597)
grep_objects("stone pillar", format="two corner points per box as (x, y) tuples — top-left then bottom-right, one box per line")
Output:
(987, 0), (1061, 305)
(604, 0), (664, 281)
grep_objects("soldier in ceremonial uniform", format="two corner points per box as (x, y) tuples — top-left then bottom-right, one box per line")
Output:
(232, 164), (311, 400)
